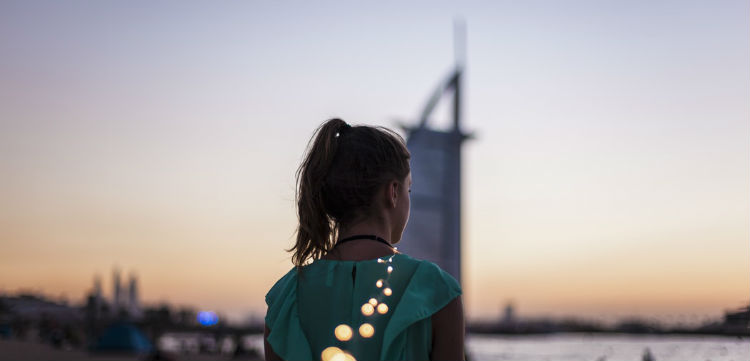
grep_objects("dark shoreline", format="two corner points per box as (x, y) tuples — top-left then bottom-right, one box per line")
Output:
(467, 329), (749, 338)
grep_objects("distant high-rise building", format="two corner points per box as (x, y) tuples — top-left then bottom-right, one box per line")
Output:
(93, 274), (103, 317)
(128, 273), (141, 318)
(502, 302), (516, 324)
(105, 268), (142, 319)
(397, 22), (471, 284)
(93, 275), (102, 300)
(112, 268), (121, 313)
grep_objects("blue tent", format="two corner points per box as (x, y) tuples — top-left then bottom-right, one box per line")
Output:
(92, 322), (153, 353)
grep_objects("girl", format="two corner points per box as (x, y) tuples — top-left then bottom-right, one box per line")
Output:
(264, 118), (464, 361)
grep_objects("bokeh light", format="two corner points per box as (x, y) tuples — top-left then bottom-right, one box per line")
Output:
(376, 279), (383, 288)
(383, 287), (392, 296)
(322, 346), (343, 361)
(361, 303), (374, 316)
(359, 323), (374, 338)
(368, 298), (378, 306)
(377, 303), (388, 314)
(197, 311), (219, 326)
(334, 324), (353, 341)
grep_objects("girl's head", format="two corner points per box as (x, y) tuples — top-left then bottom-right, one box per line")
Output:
(291, 118), (411, 266)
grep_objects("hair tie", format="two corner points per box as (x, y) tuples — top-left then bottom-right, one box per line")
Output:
(335, 122), (352, 138)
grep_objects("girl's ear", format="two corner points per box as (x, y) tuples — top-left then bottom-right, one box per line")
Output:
(389, 180), (398, 209)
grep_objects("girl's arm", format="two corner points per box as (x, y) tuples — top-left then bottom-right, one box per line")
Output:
(430, 295), (465, 361)
(264, 324), (283, 361)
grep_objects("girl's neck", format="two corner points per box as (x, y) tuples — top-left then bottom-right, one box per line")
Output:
(338, 218), (393, 244)
(322, 220), (397, 261)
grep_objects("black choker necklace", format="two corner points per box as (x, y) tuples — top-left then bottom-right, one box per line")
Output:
(336, 234), (393, 249)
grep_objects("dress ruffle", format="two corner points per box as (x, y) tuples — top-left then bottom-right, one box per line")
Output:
(380, 261), (461, 360)
(264, 269), (313, 360)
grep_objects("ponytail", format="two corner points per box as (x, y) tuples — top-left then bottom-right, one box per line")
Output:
(290, 118), (351, 266)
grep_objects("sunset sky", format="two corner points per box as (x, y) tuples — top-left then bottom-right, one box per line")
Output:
(1, 1), (748, 325)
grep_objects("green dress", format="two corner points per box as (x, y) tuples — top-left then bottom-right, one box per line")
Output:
(264, 253), (462, 361)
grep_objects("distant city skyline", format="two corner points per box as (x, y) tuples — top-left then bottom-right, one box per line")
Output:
(0, 1), (748, 325)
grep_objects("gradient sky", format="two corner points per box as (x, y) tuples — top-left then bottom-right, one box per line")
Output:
(1, 1), (748, 325)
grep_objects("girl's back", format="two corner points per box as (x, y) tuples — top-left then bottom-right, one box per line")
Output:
(265, 253), (461, 361)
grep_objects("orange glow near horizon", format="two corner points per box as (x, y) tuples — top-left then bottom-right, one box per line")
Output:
(0, 1), (748, 327)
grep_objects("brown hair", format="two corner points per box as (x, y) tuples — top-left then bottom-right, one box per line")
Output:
(290, 118), (411, 266)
